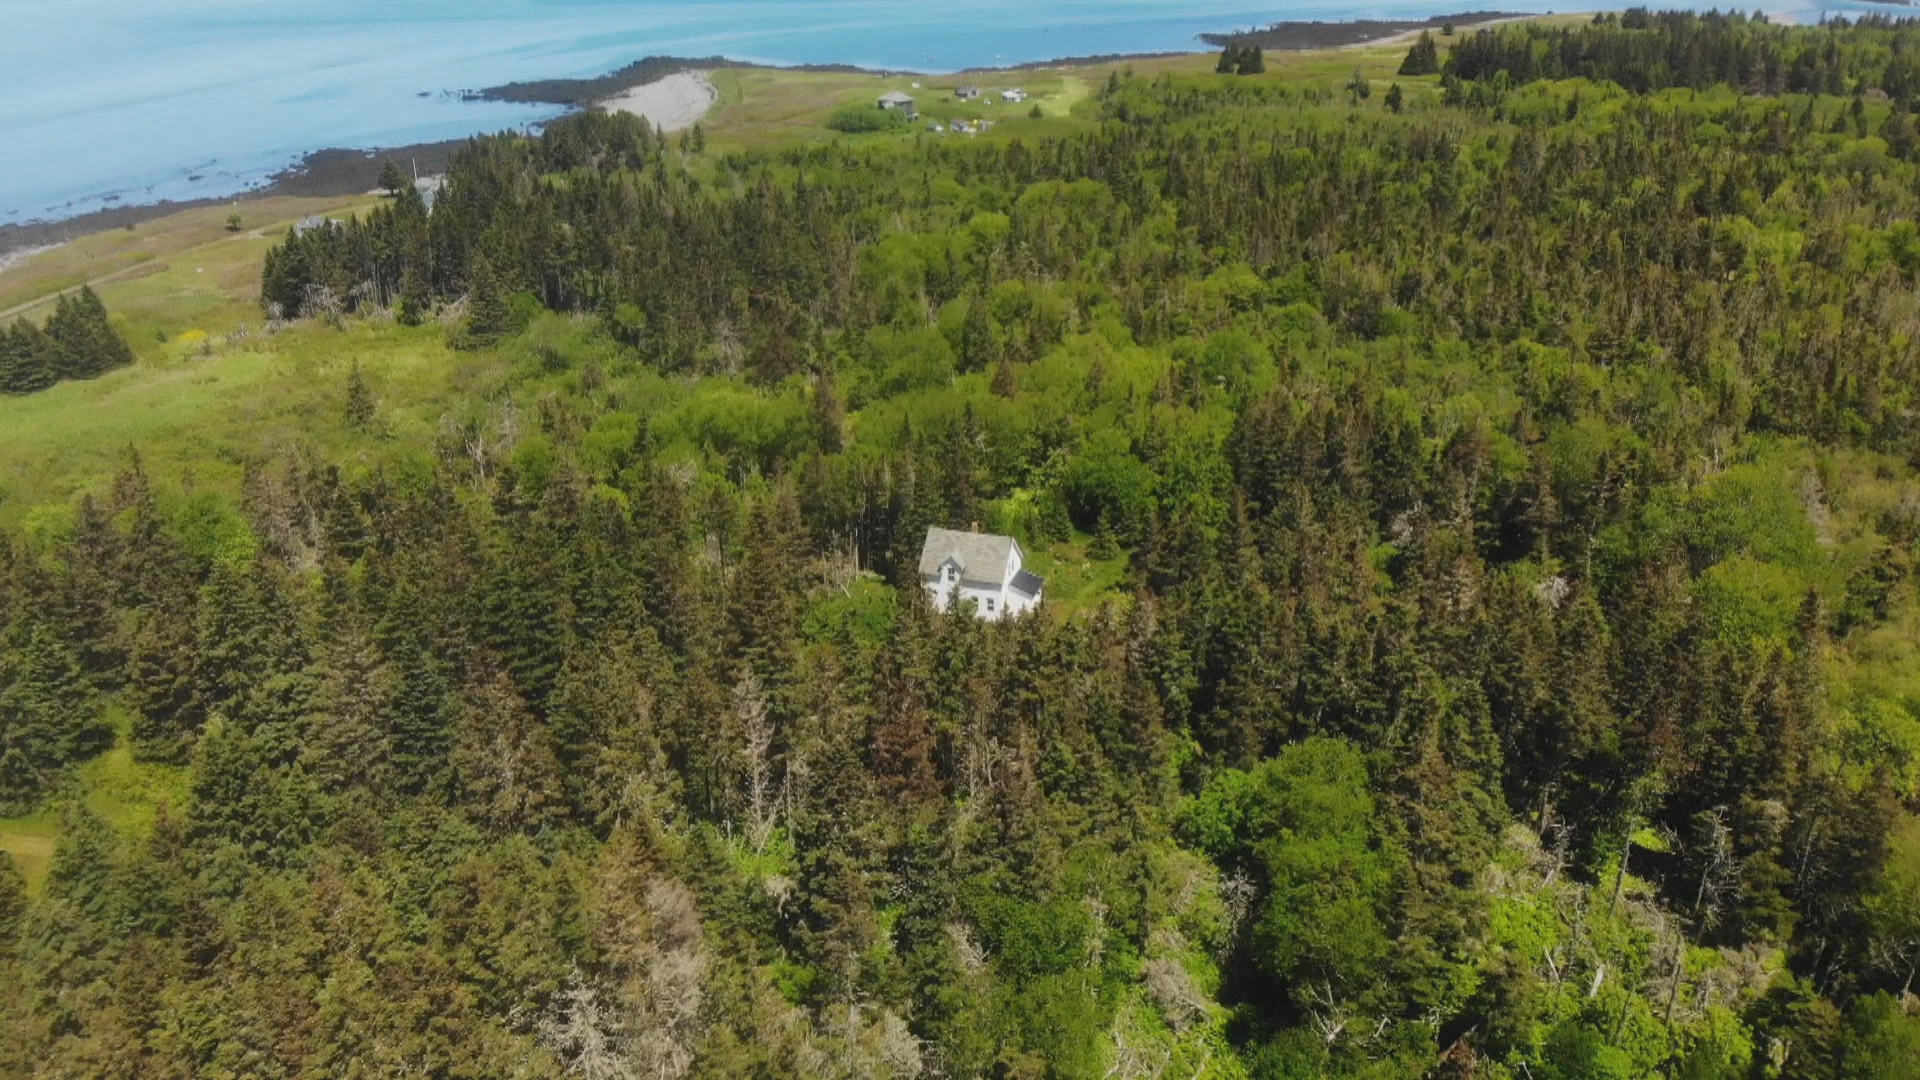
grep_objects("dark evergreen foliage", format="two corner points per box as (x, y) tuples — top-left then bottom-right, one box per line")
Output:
(1399, 31), (1441, 76)
(0, 286), (133, 394)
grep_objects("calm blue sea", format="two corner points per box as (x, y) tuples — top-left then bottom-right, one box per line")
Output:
(0, 0), (1896, 223)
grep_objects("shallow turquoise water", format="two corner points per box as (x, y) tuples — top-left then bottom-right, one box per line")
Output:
(0, 0), (1882, 222)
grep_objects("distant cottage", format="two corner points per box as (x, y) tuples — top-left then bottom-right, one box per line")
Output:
(877, 91), (917, 117)
(294, 215), (344, 236)
(919, 526), (1044, 620)
(1000, 88), (1027, 103)
(954, 85), (982, 100)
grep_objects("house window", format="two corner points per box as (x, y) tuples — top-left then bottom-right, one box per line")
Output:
(945, 566), (956, 582)
(985, 598), (995, 613)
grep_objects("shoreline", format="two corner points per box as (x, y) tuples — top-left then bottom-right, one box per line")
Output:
(0, 138), (473, 260)
(3, 10), (1520, 260)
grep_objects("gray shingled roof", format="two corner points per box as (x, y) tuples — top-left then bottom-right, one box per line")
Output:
(919, 526), (1016, 583)
(1009, 568), (1045, 597)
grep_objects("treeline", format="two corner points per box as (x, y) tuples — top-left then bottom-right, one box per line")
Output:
(1213, 44), (1266, 75)
(269, 30), (1920, 462)
(0, 15), (1918, 1080)
(0, 286), (133, 394)
(1198, 12), (1506, 51)
(1439, 7), (1920, 97)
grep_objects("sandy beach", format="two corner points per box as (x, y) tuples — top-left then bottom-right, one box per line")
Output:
(599, 71), (718, 132)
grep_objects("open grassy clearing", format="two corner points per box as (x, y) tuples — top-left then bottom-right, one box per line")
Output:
(0, 706), (190, 892)
(0, 318), (493, 528)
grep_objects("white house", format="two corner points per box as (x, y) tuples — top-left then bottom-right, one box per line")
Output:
(919, 526), (1044, 621)
(1000, 88), (1027, 103)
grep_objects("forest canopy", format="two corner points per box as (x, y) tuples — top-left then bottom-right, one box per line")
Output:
(2, 10), (1920, 1080)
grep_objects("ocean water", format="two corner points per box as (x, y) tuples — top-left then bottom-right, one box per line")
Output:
(0, 0), (1892, 223)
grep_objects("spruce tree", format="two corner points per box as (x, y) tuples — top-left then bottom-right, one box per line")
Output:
(1400, 32), (1441, 76)
(990, 357), (1019, 398)
(75, 286), (132, 372)
(729, 487), (808, 673)
(386, 639), (452, 797)
(43, 287), (131, 380)
(1348, 68), (1373, 102)
(812, 368), (846, 453)
(463, 254), (513, 346)
(0, 323), (21, 391)
(0, 618), (106, 811)
(452, 669), (563, 832)
(304, 628), (391, 793)
(127, 609), (202, 763)
(193, 562), (269, 725)
(0, 850), (22, 954)
(44, 294), (93, 380)
(959, 291), (999, 372)
(0, 319), (61, 393)
(396, 261), (431, 326)
(345, 361), (376, 430)
(44, 803), (119, 917)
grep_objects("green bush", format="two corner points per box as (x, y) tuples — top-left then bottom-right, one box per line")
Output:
(826, 103), (908, 133)
(1061, 427), (1158, 538)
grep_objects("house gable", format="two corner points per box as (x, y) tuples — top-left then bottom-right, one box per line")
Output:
(918, 526), (1044, 619)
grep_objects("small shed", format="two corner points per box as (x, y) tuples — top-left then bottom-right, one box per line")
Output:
(294, 215), (343, 236)
(878, 91), (916, 111)
(954, 85), (982, 100)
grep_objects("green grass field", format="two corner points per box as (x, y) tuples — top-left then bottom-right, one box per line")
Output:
(0, 318), (484, 528)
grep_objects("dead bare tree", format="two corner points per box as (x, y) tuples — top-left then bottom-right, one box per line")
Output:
(733, 670), (781, 855)
(946, 921), (988, 976)
(1665, 808), (1740, 1031)
(1307, 981), (1352, 1046)
(300, 282), (343, 324)
(1104, 1010), (1171, 1080)
(872, 1009), (926, 1080)
(538, 971), (639, 1080)
(1143, 955), (1209, 1031)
